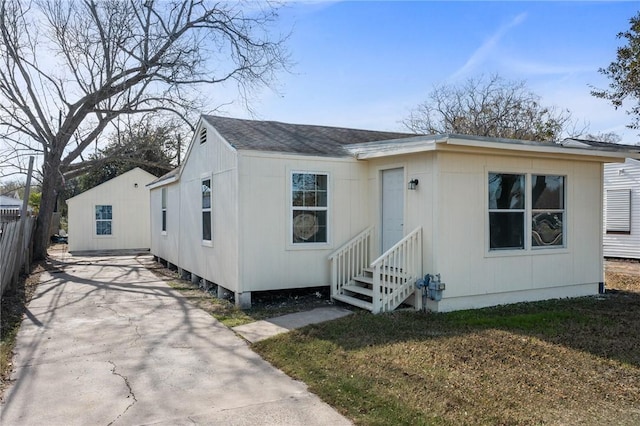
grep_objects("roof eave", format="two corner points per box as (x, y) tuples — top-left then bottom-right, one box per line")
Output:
(146, 175), (178, 189)
(444, 137), (640, 161)
(348, 134), (640, 161)
(347, 135), (445, 159)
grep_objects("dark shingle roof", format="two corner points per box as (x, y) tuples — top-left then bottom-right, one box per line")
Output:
(202, 115), (418, 156)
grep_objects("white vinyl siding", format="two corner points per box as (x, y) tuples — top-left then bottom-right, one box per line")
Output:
(604, 159), (640, 259)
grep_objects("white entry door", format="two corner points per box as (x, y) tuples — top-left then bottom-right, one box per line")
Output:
(381, 168), (405, 253)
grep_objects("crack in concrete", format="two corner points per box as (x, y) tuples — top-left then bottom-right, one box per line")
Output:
(98, 305), (142, 345)
(107, 360), (137, 425)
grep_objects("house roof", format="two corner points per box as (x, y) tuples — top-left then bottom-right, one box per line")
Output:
(0, 194), (24, 209)
(147, 165), (181, 188)
(66, 167), (157, 202)
(202, 115), (418, 156)
(148, 116), (640, 189)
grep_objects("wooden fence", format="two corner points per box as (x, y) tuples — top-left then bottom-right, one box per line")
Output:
(0, 217), (36, 298)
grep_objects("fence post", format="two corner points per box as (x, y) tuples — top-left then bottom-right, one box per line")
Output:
(11, 156), (34, 289)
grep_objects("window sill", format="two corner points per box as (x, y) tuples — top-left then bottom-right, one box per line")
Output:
(485, 246), (569, 258)
(201, 240), (213, 247)
(286, 242), (332, 251)
(161, 231), (168, 236)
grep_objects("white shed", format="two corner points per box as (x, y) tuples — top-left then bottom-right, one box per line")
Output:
(67, 167), (156, 252)
(149, 116), (640, 312)
(604, 158), (640, 259)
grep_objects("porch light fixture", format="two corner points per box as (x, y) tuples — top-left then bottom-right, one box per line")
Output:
(408, 179), (419, 190)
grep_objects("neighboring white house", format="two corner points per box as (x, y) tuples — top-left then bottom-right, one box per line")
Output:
(603, 157), (640, 259)
(149, 116), (640, 313)
(0, 194), (27, 221)
(67, 167), (156, 252)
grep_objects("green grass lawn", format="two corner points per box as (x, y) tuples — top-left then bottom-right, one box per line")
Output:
(252, 274), (640, 425)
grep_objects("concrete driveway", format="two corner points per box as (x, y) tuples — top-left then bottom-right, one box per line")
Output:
(1, 251), (351, 425)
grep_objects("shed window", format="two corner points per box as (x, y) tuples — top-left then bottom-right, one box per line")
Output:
(291, 172), (328, 244)
(606, 189), (631, 234)
(202, 178), (211, 241)
(95, 205), (112, 236)
(488, 173), (566, 251)
(161, 188), (167, 233)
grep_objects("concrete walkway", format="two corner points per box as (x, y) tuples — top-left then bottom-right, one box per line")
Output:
(233, 307), (353, 343)
(0, 252), (351, 425)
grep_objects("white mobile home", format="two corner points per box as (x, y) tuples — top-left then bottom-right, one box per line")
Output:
(604, 158), (640, 259)
(149, 116), (639, 312)
(67, 167), (156, 252)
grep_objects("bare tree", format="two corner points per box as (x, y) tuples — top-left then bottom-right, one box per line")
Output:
(0, 0), (289, 259)
(403, 74), (577, 141)
(582, 132), (623, 144)
(591, 12), (640, 133)
(71, 115), (184, 192)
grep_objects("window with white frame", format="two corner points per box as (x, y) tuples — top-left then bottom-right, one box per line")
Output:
(161, 188), (167, 233)
(291, 172), (328, 244)
(606, 189), (631, 234)
(488, 173), (565, 251)
(95, 205), (112, 236)
(202, 178), (212, 241)
(531, 175), (565, 247)
(488, 173), (525, 250)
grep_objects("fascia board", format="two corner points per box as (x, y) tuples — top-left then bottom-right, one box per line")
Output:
(146, 175), (178, 190)
(443, 137), (639, 162)
(347, 135), (445, 159)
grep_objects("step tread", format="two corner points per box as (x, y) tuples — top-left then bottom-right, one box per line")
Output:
(343, 284), (373, 297)
(332, 294), (373, 311)
(362, 267), (407, 278)
(353, 275), (374, 285)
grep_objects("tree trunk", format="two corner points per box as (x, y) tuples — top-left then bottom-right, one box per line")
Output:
(33, 166), (61, 260)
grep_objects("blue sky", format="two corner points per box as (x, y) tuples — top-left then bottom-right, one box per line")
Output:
(215, 1), (639, 144)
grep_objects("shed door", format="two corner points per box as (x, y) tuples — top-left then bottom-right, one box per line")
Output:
(381, 168), (405, 253)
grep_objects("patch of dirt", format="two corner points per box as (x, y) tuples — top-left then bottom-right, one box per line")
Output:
(606, 258), (640, 277)
(142, 257), (335, 322)
(0, 260), (49, 397)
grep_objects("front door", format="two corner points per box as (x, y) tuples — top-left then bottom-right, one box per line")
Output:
(381, 167), (404, 253)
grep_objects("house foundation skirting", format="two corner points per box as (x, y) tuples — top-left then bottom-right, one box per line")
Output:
(426, 282), (600, 313)
(155, 256), (251, 308)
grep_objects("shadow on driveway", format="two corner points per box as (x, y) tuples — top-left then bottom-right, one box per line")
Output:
(1, 251), (350, 425)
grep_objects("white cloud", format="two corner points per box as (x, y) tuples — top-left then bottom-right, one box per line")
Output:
(450, 12), (527, 81)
